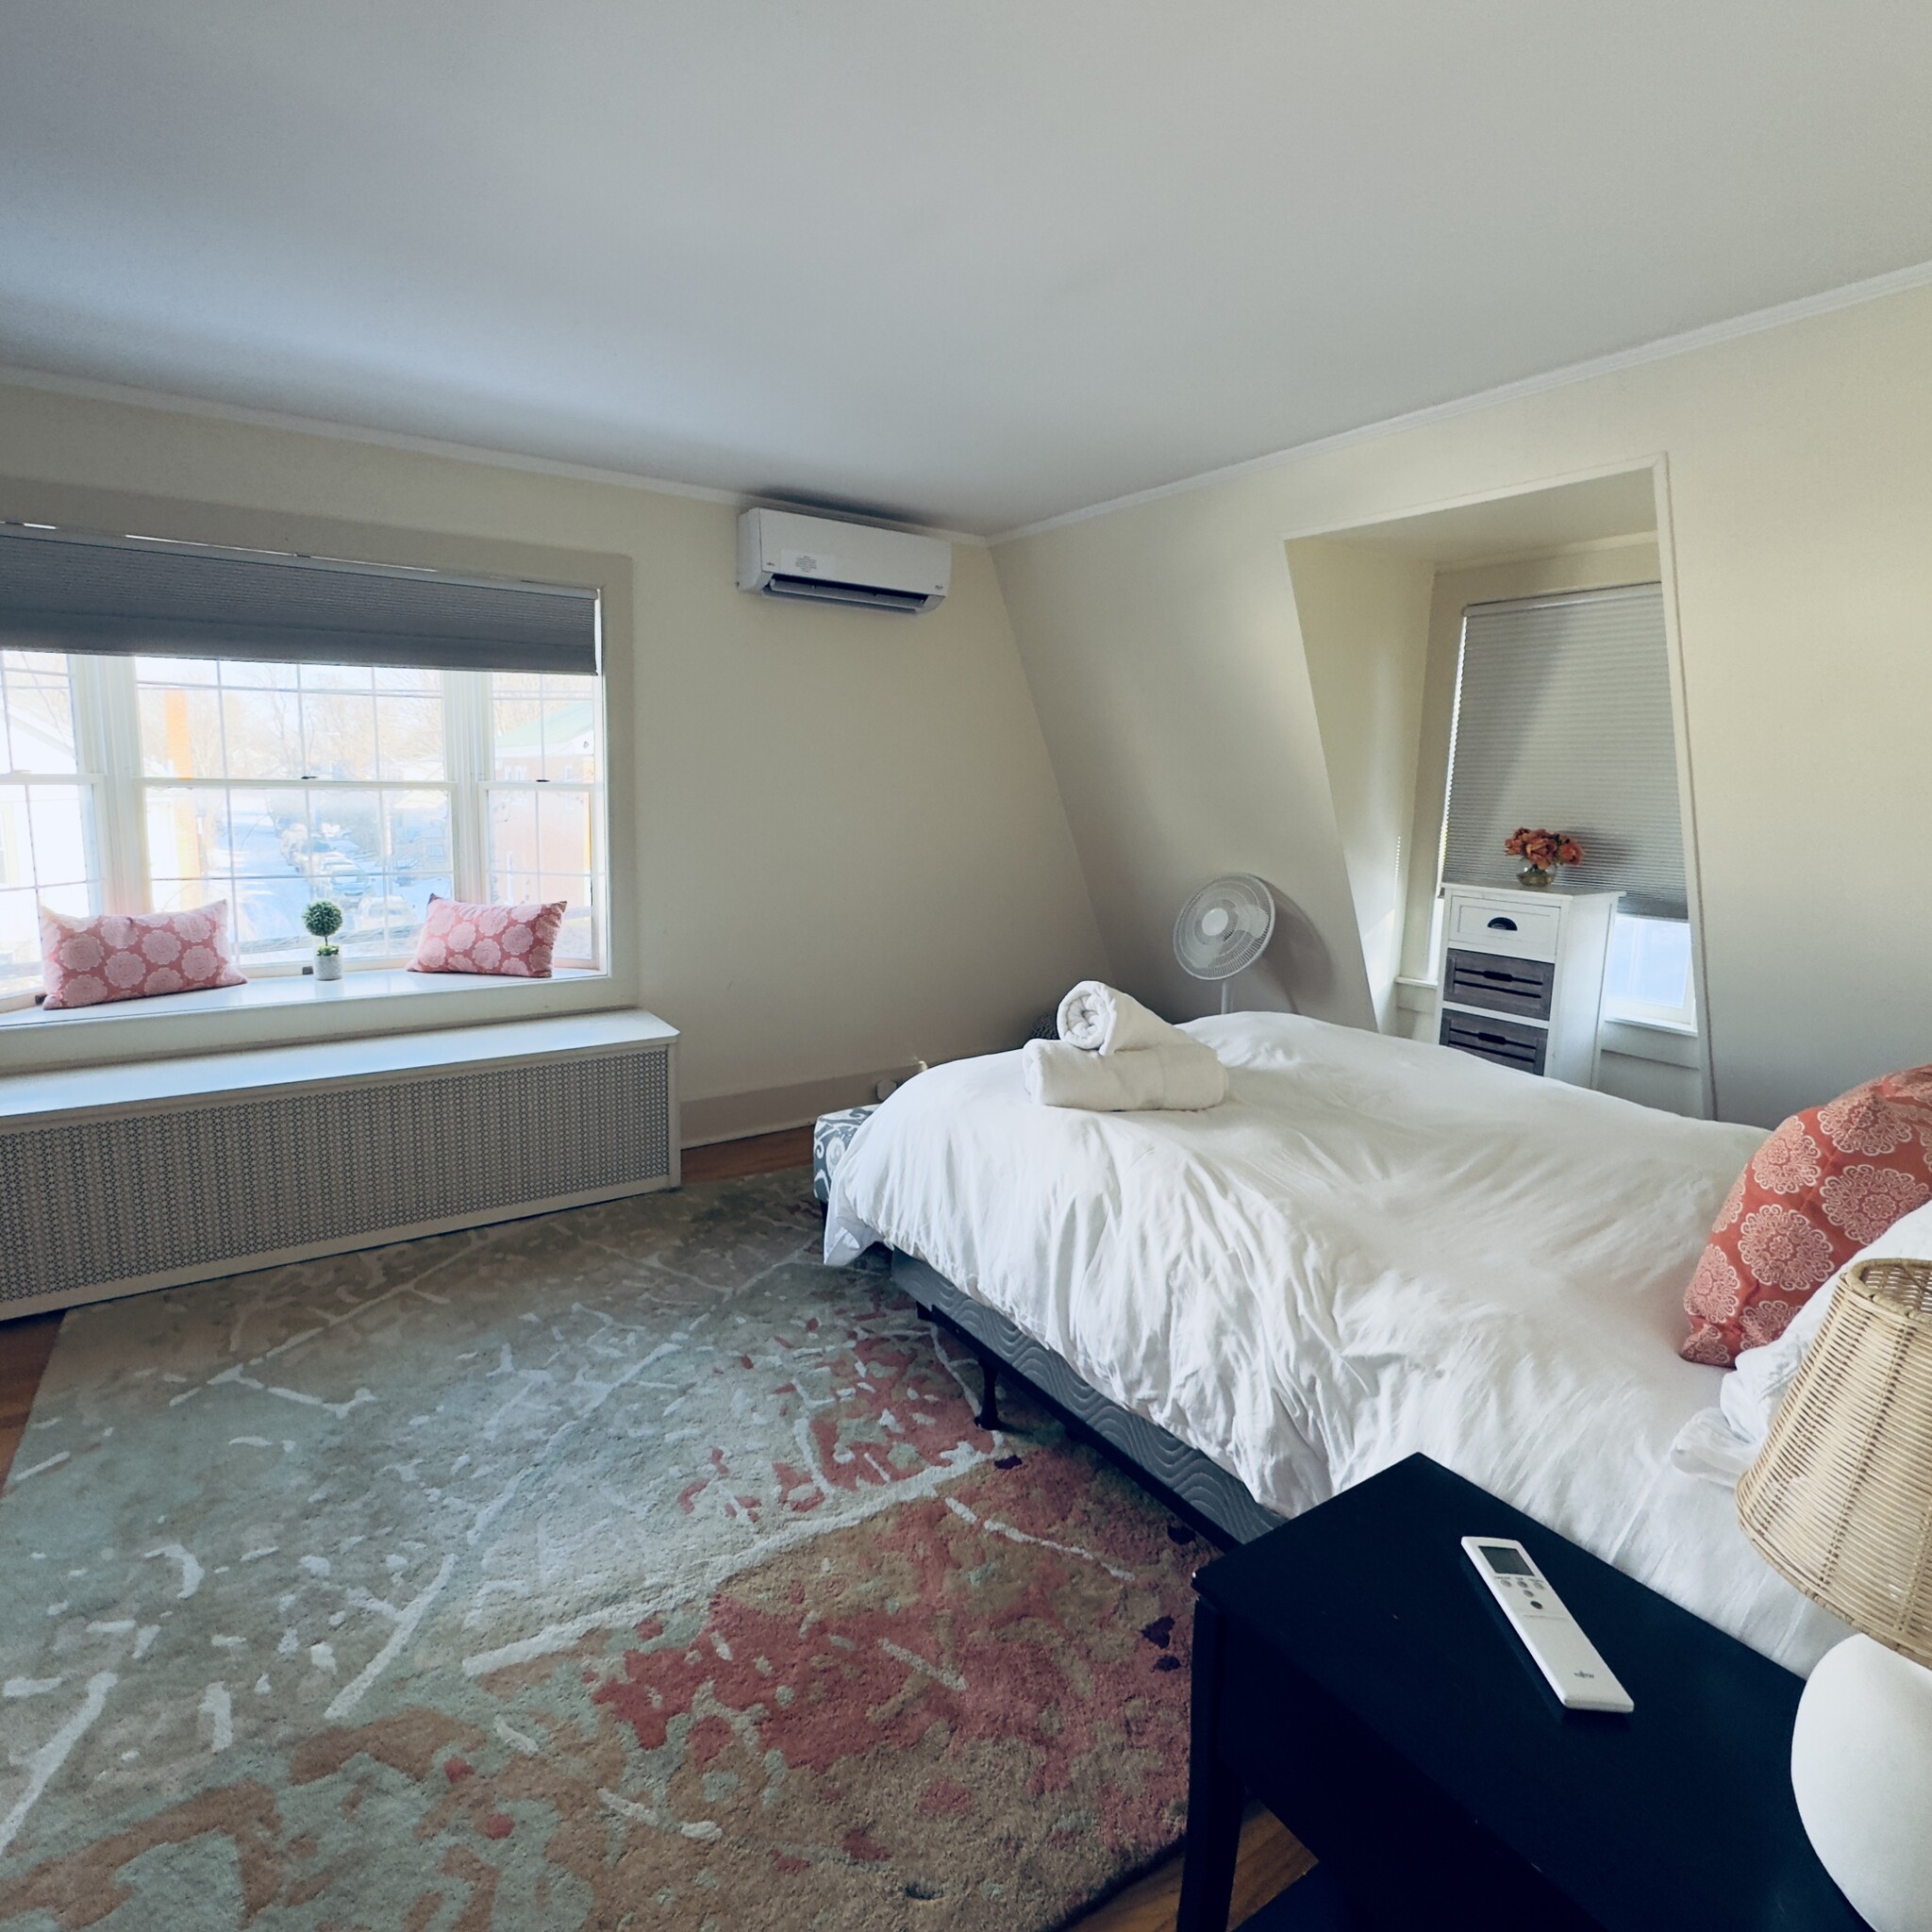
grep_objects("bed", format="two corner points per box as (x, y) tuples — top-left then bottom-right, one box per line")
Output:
(824, 1010), (1850, 1674)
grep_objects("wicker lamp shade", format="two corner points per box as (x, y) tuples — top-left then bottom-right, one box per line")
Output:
(1737, 1258), (1932, 1667)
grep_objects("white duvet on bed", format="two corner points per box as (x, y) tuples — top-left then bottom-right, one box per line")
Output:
(825, 1011), (1849, 1674)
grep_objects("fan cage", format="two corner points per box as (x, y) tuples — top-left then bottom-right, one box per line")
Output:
(1174, 875), (1275, 982)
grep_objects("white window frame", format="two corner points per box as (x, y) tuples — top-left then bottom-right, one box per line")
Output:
(0, 652), (608, 1012)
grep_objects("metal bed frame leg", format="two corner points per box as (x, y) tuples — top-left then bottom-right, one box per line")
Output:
(973, 1347), (1001, 1430)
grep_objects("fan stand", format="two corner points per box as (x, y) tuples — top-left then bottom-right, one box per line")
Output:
(1220, 979), (1234, 1015)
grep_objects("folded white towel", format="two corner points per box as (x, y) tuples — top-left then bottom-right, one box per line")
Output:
(1055, 981), (1190, 1055)
(1023, 1037), (1227, 1111)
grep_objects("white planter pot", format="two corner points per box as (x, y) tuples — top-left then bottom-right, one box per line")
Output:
(313, 952), (343, 983)
(1792, 1633), (1932, 1931)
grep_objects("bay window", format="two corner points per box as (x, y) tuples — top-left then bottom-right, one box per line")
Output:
(0, 522), (607, 1011)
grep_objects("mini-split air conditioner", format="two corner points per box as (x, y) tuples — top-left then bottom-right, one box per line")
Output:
(736, 508), (950, 614)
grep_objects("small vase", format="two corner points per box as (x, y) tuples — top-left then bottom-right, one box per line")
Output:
(314, 951), (343, 982)
(1517, 864), (1554, 890)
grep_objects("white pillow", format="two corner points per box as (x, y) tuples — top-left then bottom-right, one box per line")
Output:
(1720, 1199), (1932, 1447)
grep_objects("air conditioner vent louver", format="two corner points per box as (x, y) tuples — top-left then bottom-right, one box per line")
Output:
(761, 574), (934, 613)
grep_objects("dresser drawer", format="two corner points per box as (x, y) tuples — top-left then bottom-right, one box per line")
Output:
(1440, 1008), (1548, 1077)
(1444, 948), (1555, 1021)
(1445, 893), (1563, 959)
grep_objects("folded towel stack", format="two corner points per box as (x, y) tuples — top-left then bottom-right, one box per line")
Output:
(1024, 980), (1227, 1112)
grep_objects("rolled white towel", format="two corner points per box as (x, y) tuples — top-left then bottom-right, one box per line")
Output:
(1055, 980), (1190, 1055)
(1023, 1037), (1228, 1111)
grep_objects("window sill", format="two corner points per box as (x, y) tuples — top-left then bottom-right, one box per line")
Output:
(0, 966), (608, 1032)
(1599, 1009), (1698, 1038)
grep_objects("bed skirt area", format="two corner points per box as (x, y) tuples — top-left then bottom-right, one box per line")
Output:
(891, 1252), (1285, 1546)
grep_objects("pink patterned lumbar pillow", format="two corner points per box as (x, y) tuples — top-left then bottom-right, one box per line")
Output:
(408, 895), (567, 978)
(39, 901), (247, 1010)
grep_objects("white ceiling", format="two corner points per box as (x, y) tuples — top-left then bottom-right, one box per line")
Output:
(4, 2), (1931, 537)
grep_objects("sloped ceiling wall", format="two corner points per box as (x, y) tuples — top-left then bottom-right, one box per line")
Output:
(991, 496), (1377, 1033)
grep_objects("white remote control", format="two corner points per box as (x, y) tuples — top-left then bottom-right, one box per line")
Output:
(1461, 1536), (1634, 1713)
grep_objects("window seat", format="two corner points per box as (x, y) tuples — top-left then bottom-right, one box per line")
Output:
(0, 1008), (679, 1318)
(0, 1006), (673, 1124)
(0, 965), (606, 1032)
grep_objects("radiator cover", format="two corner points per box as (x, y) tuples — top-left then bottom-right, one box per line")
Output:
(1, 1022), (675, 1316)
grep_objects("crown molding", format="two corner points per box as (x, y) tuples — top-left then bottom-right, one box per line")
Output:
(989, 257), (1932, 545)
(0, 363), (988, 546)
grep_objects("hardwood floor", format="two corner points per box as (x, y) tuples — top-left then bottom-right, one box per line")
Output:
(682, 1124), (813, 1183)
(0, 1121), (1309, 1926)
(1080, 1810), (1312, 1932)
(0, 1310), (62, 1487)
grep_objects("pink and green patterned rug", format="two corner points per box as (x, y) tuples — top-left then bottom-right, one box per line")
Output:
(0, 1170), (1203, 1929)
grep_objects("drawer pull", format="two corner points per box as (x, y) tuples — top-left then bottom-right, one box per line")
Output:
(1487, 916), (1518, 931)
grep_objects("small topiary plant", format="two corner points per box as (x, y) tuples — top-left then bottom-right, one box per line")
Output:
(302, 899), (345, 957)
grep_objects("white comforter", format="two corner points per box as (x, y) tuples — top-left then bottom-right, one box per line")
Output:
(826, 1012), (1849, 1674)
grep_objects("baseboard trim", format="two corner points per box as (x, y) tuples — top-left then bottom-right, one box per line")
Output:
(681, 1065), (924, 1148)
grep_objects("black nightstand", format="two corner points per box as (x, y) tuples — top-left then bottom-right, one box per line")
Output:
(1176, 1454), (1871, 1932)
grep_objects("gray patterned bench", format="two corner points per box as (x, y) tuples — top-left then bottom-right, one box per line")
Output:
(812, 1103), (878, 1203)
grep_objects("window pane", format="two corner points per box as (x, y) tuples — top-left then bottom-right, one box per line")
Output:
(488, 790), (540, 884)
(138, 684), (223, 777)
(374, 692), (444, 781)
(25, 787), (93, 890)
(489, 787), (590, 891)
(488, 786), (595, 962)
(300, 691), (379, 781)
(0, 886), (39, 998)
(341, 789), (451, 958)
(1, 651), (81, 775)
(221, 686), (304, 778)
(491, 673), (599, 782)
(1605, 915), (1694, 1015)
(1, 782), (93, 892)
(0, 779), (97, 998)
(551, 887), (595, 964)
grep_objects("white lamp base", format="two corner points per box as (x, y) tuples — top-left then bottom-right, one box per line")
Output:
(1793, 1633), (1932, 1931)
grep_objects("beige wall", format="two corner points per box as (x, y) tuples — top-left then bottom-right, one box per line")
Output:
(994, 283), (1932, 1127)
(1282, 539), (1435, 1030)
(0, 383), (1107, 1115)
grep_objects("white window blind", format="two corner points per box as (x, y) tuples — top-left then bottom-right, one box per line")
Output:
(1441, 583), (1686, 920)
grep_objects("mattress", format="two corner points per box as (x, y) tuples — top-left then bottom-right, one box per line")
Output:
(825, 1011), (1850, 1674)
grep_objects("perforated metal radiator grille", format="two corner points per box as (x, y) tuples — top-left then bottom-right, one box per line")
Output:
(0, 1046), (671, 1308)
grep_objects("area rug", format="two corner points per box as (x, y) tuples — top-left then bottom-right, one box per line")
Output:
(0, 1170), (1206, 1930)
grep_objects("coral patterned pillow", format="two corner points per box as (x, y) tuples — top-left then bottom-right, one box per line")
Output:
(1681, 1064), (1932, 1365)
(408, 895), (567, 978)
(39, 901), (246, 1010)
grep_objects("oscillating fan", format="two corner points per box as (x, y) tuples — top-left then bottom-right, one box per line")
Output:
(1174, 874), (1276, 1012)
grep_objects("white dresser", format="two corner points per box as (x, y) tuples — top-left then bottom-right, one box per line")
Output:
(1433, 884), (1620, 1087)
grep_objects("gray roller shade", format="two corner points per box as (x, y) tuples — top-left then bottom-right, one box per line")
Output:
(0, 523), (598, 675)
(1441, 582), (1687, 920)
